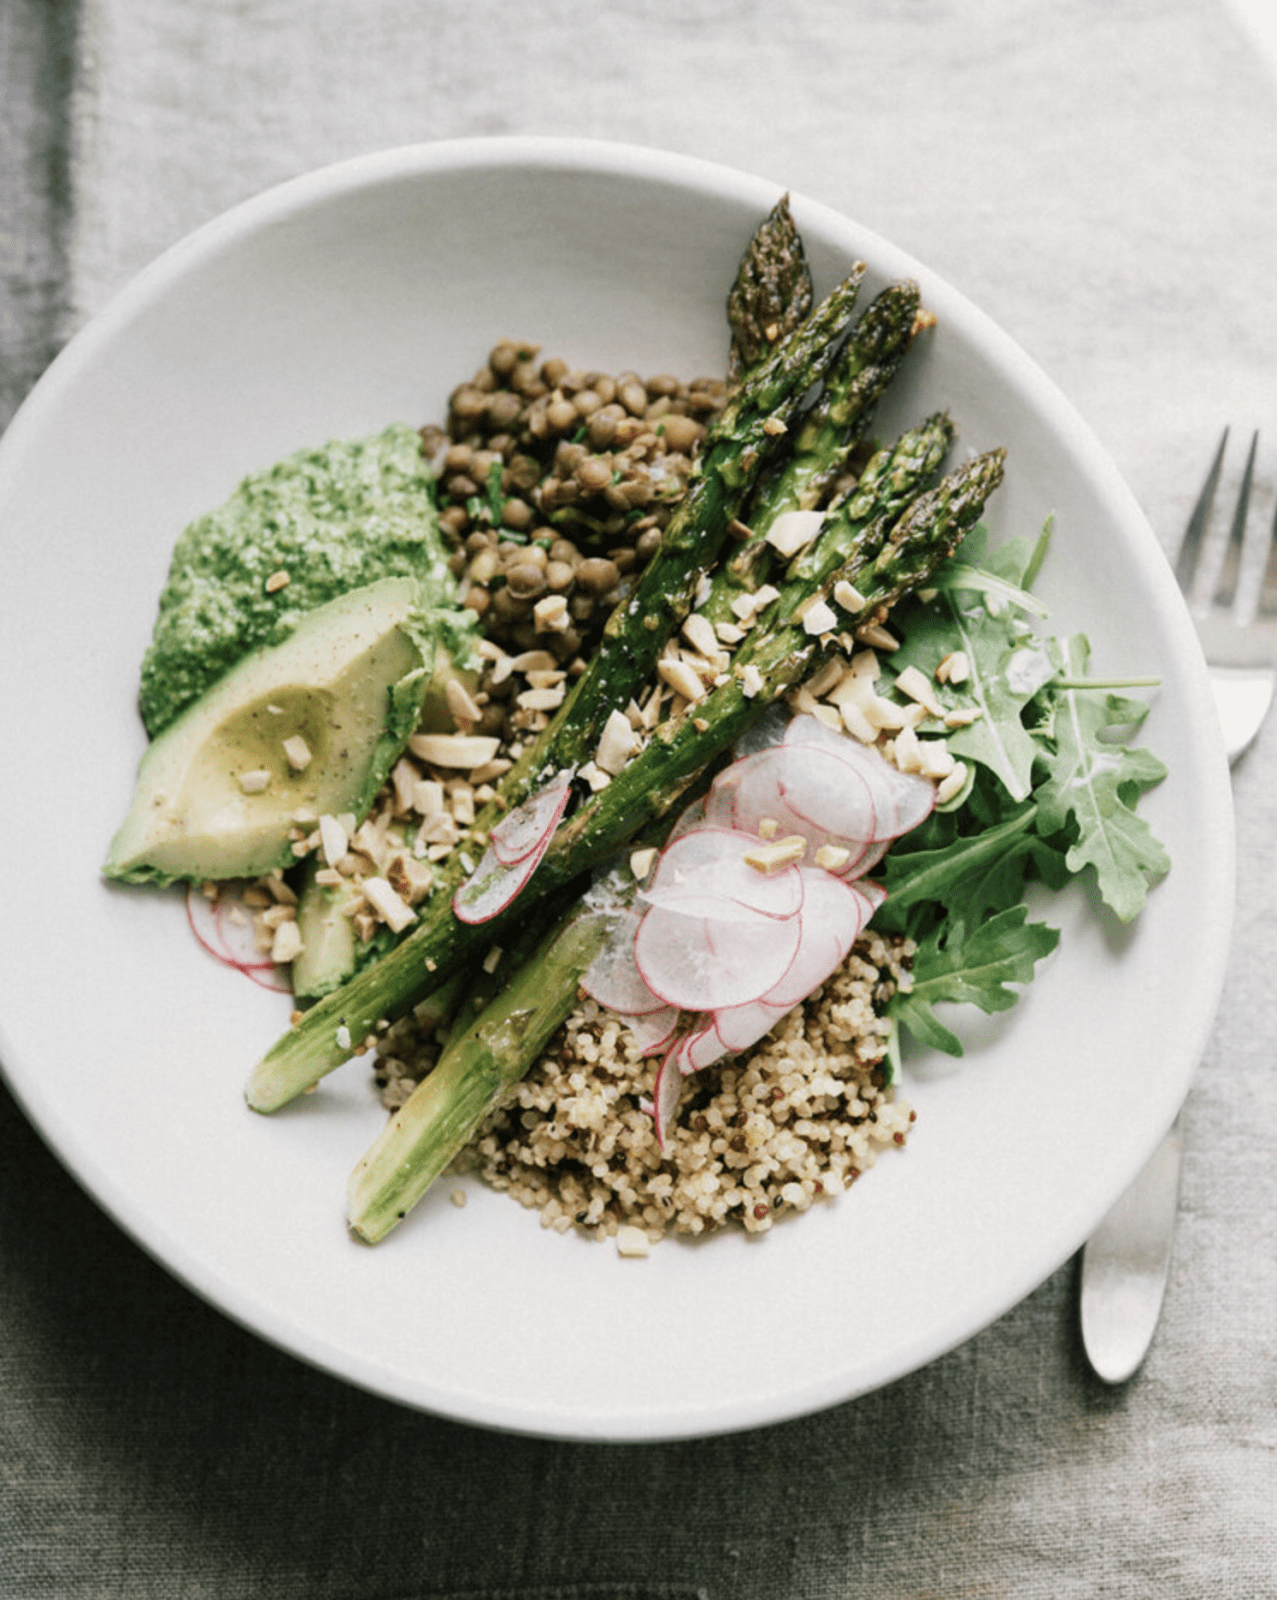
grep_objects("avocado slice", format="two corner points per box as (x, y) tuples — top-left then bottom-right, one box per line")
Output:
(290, 867), (361, 999)
(105, 576), (435, 886)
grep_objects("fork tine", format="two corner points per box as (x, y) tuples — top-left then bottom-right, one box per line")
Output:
(1257, 484), (1277, 620)
(1212, 429), (1258, 607)
(1174, 426), (1229, 593)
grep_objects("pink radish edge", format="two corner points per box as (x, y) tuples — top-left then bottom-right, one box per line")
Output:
(184, 885), (292, 992)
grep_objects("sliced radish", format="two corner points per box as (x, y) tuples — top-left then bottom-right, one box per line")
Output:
(670, 1018), (730, 1075)
(488, 768), (574, 865)
(452, 842), (541, 924)
(641, 826), (804, 924)
(184, 884), (292, 993)
(652, 1050), (686, 1150)
(580, 908), (667, 1016)
(784, 714), (934, 838)
(633, 900), (801, 1012)
(712, 995), (790, 1054)
(454, 772), (577, 924)
(626, 1004), (684, 1057)
(760, 868), (876, 1008)
(777, 743), (881, 840)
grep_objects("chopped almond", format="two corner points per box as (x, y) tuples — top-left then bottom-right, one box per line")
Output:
(742, 835), (808, 873)
(282, 735), (312, 771)
(596, 708), (638, 775)
(657, 656), (706, 704)
(361, 875), (417, 933)
(895, 664), (945, 719)
(681, 612), (719, 659)
(833, 579), (867, 614)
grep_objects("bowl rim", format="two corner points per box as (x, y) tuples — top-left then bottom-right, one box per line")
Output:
(0, 136), (1236, 1440)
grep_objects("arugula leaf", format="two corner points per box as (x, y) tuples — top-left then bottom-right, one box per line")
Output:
(877, 802), (1041, 934)
(1034, 633), (1171, 921)
(888, 907), (1062, 1057)
(891, 587), (1044, 801)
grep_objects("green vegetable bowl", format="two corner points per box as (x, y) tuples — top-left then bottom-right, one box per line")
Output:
(0, 138), (1233, 1441)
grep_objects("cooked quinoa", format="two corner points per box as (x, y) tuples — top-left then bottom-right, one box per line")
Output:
(373, 929), (916, 1245)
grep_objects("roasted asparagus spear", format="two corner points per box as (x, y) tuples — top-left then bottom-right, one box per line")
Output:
(248, 428), (995, 1115)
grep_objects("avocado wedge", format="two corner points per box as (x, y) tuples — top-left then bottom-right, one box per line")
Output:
(105, 576), (438, 886)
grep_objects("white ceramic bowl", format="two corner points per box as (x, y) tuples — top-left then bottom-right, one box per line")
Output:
(0, 138), (1234, 1440)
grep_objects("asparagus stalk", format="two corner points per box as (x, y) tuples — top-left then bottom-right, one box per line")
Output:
(517, 265), (868, 789)
(701, 280), (923, 628)
(347, 897), (614, 1242)
(346, 436), (1001, 1241)
(246, 426), (990, 1112)
(726, 194), (814, 385)
(752, 279), (922, 518)
(539, 446), (1005, 871)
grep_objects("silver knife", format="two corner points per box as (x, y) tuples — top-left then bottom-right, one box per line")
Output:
(1079, 1115), (1182, 1382)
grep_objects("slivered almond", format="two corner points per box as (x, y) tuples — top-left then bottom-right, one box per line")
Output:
(805, 656), (847, 699)
(856, 622), (900, 651)
(468, 758), (512, 785)
(914, 739), (956, 780)
(936, 762), (969, 804)
(533, 595), (571, 632)
(450, 784), (476, 826)
(517, 685), (566, 712)
(936, 649), (970, 685)
(863, 695), (912, 731)
(412, 777), (445, 818)
(510, 649), (559, 673)
(839, 702), (878, 743)
(802, 598), (838, 636)
(270, 919), (303, 963)
(386, 853), (434, 905)
(944, 707), (983, 728)
(815, 843), (852, 871)
(738, 663), (764, 698)
(445, 676), (483, 726)
(408, 733), (500, 769)
(391, 758), (419, 812)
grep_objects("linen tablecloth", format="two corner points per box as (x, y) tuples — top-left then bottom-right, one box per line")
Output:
(2, 2), (1274, 1594)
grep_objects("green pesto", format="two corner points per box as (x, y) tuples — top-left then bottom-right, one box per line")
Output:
(138, 423), (457, 737)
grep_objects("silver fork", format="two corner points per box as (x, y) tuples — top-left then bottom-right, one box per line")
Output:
(1176, 427), (1277, 760)
(1080, 428), (1277, 1384)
